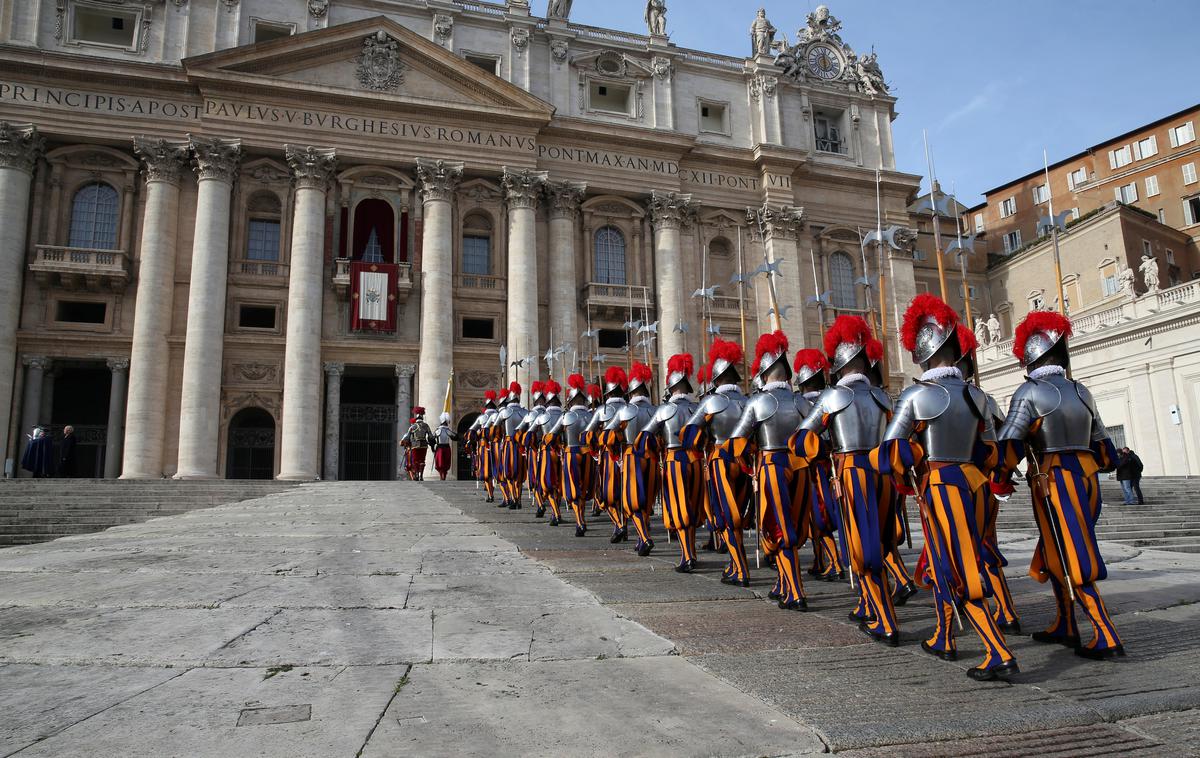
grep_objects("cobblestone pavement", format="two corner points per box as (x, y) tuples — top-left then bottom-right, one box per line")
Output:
(1, 480), (1199, 757)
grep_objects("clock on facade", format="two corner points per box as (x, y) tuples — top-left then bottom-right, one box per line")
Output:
(806, 44), (843, 80)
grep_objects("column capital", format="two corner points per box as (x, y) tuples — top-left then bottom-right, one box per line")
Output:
(323, 361), (345, 377)
(546, 179), (587, 220)
(107, 357), (131, 373)
(0, 122), (44, 174)
(21, 355), (51, 371)
(502, 167), (548, 210)
(188, 135), (242, 183)
(395, 363), (416, 380)
(747, 203), (805, 241)
(649, 190), (697, 231)
(285, 144), (338, 190)
(415, 158), (464, 203)
(133, 136), (190, 186)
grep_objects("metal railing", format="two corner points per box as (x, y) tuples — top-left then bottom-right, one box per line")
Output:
(583, 282), (654, 305)
(456, 274), (505, 290)
(235, 260), (289, 278)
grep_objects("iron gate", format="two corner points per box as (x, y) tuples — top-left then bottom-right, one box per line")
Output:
(340, 404), (397, 481)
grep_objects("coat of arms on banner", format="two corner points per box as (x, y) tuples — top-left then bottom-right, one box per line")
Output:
(350, 261), (399, 332)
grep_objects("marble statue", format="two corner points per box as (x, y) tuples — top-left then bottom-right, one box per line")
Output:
(547, 0), (572, 20)
(1140, 254), (1160, 293)
(855, 51), (888, 95)
(986, 313), (1001, 345)
(1119, 265), (1137, 299)
(975, 318), (989, 348)
(645, 0), (667, 36)
(799, 4), (843, 45)
(750, 8), (776, 57)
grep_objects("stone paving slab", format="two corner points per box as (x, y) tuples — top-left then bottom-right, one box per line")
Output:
(1120, 708), (1200, 755)
(362, 657), (826, 758)
(836, 722), (1179, 757)
(404, 572), (594, 610)
(208, 609), (434, 667)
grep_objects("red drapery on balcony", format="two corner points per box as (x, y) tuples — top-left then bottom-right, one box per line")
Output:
(350, 261), (398, 332)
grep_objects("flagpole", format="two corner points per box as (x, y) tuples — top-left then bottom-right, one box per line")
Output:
(923, 130), (950, 301)
(1044, 149), (1067, 316)
(736, 225), (750, 389)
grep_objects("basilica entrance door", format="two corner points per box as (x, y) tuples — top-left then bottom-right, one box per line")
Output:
(340, 404), (397, 481)
(226, 408), (276, 480)
(455, 413), (479, 481)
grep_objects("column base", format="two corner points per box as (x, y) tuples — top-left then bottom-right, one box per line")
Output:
(276, 471), (319, 482)
(120, 472), (167, 480)
(172, 472), (220, 481)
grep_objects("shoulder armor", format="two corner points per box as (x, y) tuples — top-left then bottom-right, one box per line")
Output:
(617, 405), (638, 423)
(870, 386), (893, 413)
(1026, 378), (1062, 417)
(754, 391), (781, 421)
(822, 385), (854, 415)
(704, 393), (731, 416)
(1074, 380), (1099, 416)
(966, 384), (989, 421)
(911, 382), (951, 421)
(562, 410), (580, 426)
(656, 402), (679, 422)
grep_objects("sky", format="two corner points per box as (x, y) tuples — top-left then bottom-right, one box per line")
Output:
(567, 0), (1200, 206)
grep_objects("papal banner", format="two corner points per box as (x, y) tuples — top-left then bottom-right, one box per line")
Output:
(350, 261), (399, 332)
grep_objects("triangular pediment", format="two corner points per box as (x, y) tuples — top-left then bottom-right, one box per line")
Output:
(183, 16), (553, 124)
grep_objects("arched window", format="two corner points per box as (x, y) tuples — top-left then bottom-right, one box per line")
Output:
(245, 191), (282, 263)
(829, 251), (856, 309)
(594, 226), (627, 285)
(462, 212), (492, 275)
(68, 182), (119, 249)
(352, 199), (395, 263)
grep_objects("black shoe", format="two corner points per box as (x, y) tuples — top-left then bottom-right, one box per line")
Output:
(674, 559), (696, 574)
(619, 529), (629, 543)
(768, 588), (783, 601)
(848, 611), (873, 624)
(1075, 645), (1126, 661)
(740, 578), (751, 588)
(893, 582), (919, 606)
(779, 598), (809, 612)
(591, 506), (602, 517)
(875, 631), (900, 647)
(535, 507), (545, 518)
(967, 660), (1019, 682)
(575, 526), (586, 538)
(834, 571), (847, 582)
(998, 621), (1022, 636)
(549, 517), (560, 527)
(921, 640), (959, 662)
(486, 496), (495, 503)
(720, 575), (737, 586)
(508, 502), (519, 510)
(1031, 631), (1080, 648)
(636, 541), (654, 557)
(609, 530), (623, 544)
(702, 537), (716, 552)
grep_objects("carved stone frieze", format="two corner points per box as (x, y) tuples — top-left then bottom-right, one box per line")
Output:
(308, 0), (329, 19)
(459, 370), (497, 390)
(188, 135), (242, 183)
(749, 74), (777, 101)
(232, 363), (280, 383)
(434, 15), (454, 45)
(416, 158), (464, 203)
(284, 145), (337, 190)
(502, 167), (548, 210)
(222, 391), (280, 420)
(511, 27), (531, 56)
(652, 56), (673, 81)
(550, 39), (569, 64)
(648, 190), (697, 230)
(0, 122), (44, 174)
(132, 136), (188, 186)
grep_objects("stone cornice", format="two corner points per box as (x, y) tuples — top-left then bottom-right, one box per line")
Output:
(416, 158), (464, 203)
(649, 190), (697, 230)
(502, 167), (548, 210)
(133, 136), (190, 186)
(188, 135), (242, 183)
(545, 179), (587, 219)
(284, 144), (338, 190)
(0, 122), (44, 174)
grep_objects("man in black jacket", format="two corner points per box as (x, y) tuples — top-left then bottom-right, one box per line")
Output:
(58, 426), (77, 478)
(1116, 448), (1144, 505)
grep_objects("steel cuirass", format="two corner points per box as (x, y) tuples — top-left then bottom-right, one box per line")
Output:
(645, 396), (699, 450)
(999, 374), (1107, 453)
(611, 397), (655, 446)
(552, 408), (592, 448)
(685, 387), (748, 445)
(585, 399), (625, 436)
(732, 386), (809, 450)
(534, 407), (563, 441)
(801, 382), (892, 453)
(500, 405), (528, 437)
(885, 378), (987, 463)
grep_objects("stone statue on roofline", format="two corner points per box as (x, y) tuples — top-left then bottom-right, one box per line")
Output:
(1139, 254), (1160, 294)
(645, 0), (667, 36)
(547, 0), (572, 20)
(750, 8), (776, 57)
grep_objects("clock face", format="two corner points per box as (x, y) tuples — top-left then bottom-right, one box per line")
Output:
(806, 45), (843, 80)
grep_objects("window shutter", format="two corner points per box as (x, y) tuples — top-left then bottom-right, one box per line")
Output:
(1115, 187), (1123, 202)
(1187, 122), (1196, 142)
(1108, 150), (1117, 170)
(1132, 141), (1143, 161)
(1186, 200), (1195, 226)
(1170, 128), (1179, 148)
(1147, 135), (1157, 156)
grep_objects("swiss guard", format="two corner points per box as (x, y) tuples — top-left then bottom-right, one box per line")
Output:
(880, 294), (1018, 681)
(546, 374), (596, 537)
(642, 354), (703, 572)
(996, 310), (1124, 660)
(433, 413), (457, 481)
(496, 382), (528, 510)
(521, 382), (548, 515)
(586, 367), (630, 543)
(401, 407), (433, 482)
(468, 390), (500, 501)
(611, 362), (659, 556)
(732, 331), (812, 610)
(683, 339), (752, 587)
(793, 348), (845, 583)
(793, 316), (899, 645)
(530, 380), (565, 525)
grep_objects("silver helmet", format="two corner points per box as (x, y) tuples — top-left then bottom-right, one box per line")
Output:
(912, 316), (956, 366)
(1022, 329), (1067, 366)
(829, 339), (865, 374)
(752, 332), (791, 383)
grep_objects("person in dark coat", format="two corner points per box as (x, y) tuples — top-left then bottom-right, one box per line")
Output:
(1116, 447), (1144, 505)
(21, 427), (54, 478)
(58, 425), (77, 478)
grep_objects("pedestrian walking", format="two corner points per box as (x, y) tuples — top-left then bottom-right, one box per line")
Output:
(1116, 447), (1145, 505)
(58, 425), (77, 478)
(21, 427), (54, 478)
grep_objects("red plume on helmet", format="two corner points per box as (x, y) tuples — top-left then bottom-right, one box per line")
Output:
(483, 390), (498, 403)
(667, 353), (694, 378)
(696, 363), (712, 384)
(508, 381), (522, 398)
(530, 381), (545, 397)
(823, 315), (872, 359)
(543, 379), (562, 397)
(604, 366), (628, 391)
(793, 349), (830, 374)
(900, 294), (959, 353)
(866, 338), (884, 364)
(956, 323), (978, 354)
(586, 383), (602, 400)
(752, 330), (789, 377)
(629, 362), (653, 387)
(567, 373), (586, 392)
(708, 338), (744, 366)
(1013, 310), (1073, 362)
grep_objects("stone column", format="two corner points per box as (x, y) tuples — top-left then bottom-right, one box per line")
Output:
(649, 191), (697, 374)
(395, 363), (415, 480)
(322, 362), (344, 481)
(123, 137), (189, 479)
(503, 167), (548, 392)
(174, 136), (241, 479)
(0, 123), (43, 472)
(104, 358), (129, 479)
(17, 355), (49, 477)
(278, 145), (337, 481)
(414, 159), (462, 476)
(546, 180), (586, 364)
(748, 203), (807, 350)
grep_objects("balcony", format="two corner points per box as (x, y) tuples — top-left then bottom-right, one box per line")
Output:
(29, 246), (131, 292)
(229, 259), (290, 287)
(455, 274), (507, 301)
(332, 258), (413, 305)
(583, 282), (655, 320)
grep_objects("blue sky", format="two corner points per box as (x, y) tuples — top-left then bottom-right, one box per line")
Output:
(568, 0), (1199, 205)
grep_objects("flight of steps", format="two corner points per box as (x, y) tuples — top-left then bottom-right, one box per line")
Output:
(0, 479), (299, 547)
(995, 476), (1200, 553)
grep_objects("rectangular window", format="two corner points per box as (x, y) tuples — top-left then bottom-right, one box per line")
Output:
(973, 212), (984, 232)
(1132, 135), (1158, 160)
(253, 20), (294, 43)
(55, 300), (106, 324)
(598, 329), (628, 350)
(462, 318), (495, 341)
(1102, 274), (1119, 297)
(1108, 145), (1133, 169)
(246, 219), (280, 261)
(1185, 196), (1200, 226)
(1146, 175), (1160, 197)
(238, 305), (277, 330)
(589, 81), (632, 115)
(464, 54), (500, 76)
(698, 101), (728, 134)
(814, 110), (846, 154)
(1167, 249), (1176, 265)
(1003, 230), (1022, 253)
(1170, 121), (1196, 148)
(1158, 208), (1166, 223)
(1031, 183), (1050, 205)
(1000, 197), (1017, 218)
(1066, 167), (1088, 189)
(1115, 182), (1138, 204)
(1184, 162), (1198, 185)
(1143, 240), (1153, 256)
(1071, 207), (1081, 220)
(70, 4), (140, 49)
(462, 235), (490, 275)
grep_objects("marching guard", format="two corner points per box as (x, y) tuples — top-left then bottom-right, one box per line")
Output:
(642, 354), (703, 572)
(401, 407), (433, 482)
(547, 374), (597, 536)
(586, 367), (630, 543)
(496, 382), (528, 510)
(609, 363), (660, 556)
(880, 294), (1018, 680)
(530, 380), (565, 525)
(683, 339), (752, 587)
(433, 413), (458, 481)
(793, 349), (845, 583)
(469, 390), (500, 502)
(995, 311), (1124, 660)
(520, 382), (548, 516)
(732, 331), (812, 610)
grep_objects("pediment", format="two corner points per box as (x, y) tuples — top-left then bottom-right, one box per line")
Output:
(183, 16), (553, 123)
(569, 49), (655, 79)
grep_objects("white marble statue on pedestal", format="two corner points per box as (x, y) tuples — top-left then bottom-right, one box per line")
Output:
(645, 0), (667, 36)
(974, 318), (989, 348)
(986, 313), (1001, 345)
(1140, 254), (1160, 294)
(750, 8), (775, 57)
(1119, 265), (1137, 299)
(547, 0), (572, 20)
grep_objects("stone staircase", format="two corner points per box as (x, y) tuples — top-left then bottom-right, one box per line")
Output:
(0, 479), (299, 547)
(996, 476), (1200, 553)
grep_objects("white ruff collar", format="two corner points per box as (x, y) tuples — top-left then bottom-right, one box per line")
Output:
(672, 393), (696, 402)
(1030, 365), (1067, 380)
(837, 373), (869, 387)
(762, 381), (791, 392)
(606, 398), (623, 405)
(920, 366), (963, 382)
(803, 390), (822, 401)
(629, 395), (652, 406)
(716, 383), (740, 394)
